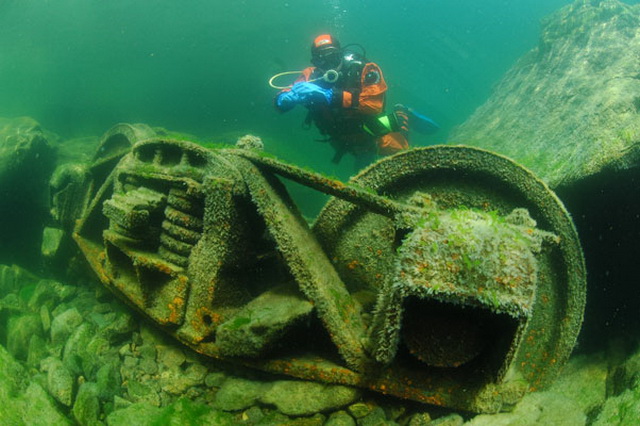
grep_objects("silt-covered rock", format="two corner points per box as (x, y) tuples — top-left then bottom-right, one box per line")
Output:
(450, 0), (640, 188)
(0, 117), (57, 265)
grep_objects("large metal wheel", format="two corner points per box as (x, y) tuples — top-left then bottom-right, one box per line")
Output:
(313, 146), (586, 409)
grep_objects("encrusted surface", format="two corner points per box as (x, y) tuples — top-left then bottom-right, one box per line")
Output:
(395, 196), (555, 318)
(314, 146), (586, 411)
(73, 139), (585, 413)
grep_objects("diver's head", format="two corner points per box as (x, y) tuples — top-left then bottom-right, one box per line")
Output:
(311, 34), (342, 71)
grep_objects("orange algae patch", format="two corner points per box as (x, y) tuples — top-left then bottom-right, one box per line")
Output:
(167, 296), (185, 323)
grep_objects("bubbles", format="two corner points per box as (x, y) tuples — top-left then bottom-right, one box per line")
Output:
(327, 0), (347, 31)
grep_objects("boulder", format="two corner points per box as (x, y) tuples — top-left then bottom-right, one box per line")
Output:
(325, 410), (357, 426)
(451, 0), (640, 188)
(0, 345), (70, 424)
(96, 361), (122, 400)
(0, 264), (40, 295)
(43, 356), (76, 406)
(214, 377), (269, 411)
(593, 387), (640, 425)
(62, 322), (97, 376)
(465, 391), (586, 425)
(107, 402), (163, 425)
(50, 307), (83, 346)
(6, 314), (43, 360)
(260, 380), (361, 417)
(608, 349), (640, 396)
(72, 382), (101, 425)
(216, 283), (314, 358)
(0, 117), (57, 266)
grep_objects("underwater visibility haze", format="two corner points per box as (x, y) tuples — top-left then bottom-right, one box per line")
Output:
(0, 0), (603, 216)
(0, 0), (587, 166)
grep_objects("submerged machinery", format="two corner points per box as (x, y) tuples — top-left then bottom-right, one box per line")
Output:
(60, 125), (585, 413)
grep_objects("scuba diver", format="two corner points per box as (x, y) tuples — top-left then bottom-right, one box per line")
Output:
(272, 34), (439, 170)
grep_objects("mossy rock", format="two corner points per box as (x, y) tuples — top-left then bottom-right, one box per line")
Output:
(450, 0), (640, 187)
(0, 345), (70, 425)
(260, 380), (361, 416)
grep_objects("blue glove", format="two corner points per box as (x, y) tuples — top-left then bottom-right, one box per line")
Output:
(276, 82), (333, 111)
(276, 90), (299, 112)
(291, 82), (333, 106)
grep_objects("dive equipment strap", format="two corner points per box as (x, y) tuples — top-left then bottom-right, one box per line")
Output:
(350, 89), (361, 108)
(363, 112), (399, 137)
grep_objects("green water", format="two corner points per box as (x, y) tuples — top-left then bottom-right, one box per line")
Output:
(0, 0), (593, 168)
(2, 0), (606, 216)
(1, 0), (639, 216)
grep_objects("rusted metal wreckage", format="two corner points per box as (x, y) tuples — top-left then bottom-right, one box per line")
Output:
(60, 124), (585, 413)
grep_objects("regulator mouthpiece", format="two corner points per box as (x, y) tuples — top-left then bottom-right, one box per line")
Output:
(323, 69), (340, 84)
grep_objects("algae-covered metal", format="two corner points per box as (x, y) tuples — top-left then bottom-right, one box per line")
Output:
(313, 147), (586, 411)
(69, 132), (585, 413)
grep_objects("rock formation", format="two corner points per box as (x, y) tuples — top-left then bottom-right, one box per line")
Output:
(451, 0), (640, 188)
(0, 117), (56, 266)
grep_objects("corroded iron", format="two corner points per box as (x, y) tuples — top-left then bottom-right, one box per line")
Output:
(71, 136), (585, 413)
(313, 146), (586, 411)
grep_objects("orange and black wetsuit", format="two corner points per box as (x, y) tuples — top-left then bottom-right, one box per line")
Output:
(277, 59), (409, 165)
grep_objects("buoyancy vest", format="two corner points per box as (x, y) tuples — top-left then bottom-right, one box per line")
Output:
(306, 56), (387, 147)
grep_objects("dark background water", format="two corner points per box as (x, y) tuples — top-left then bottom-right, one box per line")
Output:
(1, 0), (638, 201)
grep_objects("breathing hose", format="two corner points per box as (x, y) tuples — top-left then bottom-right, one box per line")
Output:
(268, 69), (340, 90)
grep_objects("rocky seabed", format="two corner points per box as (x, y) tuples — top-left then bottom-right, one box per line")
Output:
(1, 263), (639, 425)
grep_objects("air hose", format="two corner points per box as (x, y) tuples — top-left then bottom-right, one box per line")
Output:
(268, 69), (339, 89)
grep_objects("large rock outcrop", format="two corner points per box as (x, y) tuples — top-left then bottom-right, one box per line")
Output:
(450, 0), (640, 188)
(0, 117), (56, 266)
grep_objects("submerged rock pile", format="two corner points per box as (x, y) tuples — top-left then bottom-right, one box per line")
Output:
(1, 262), (639, 424)
(0, 264), (441, 425)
